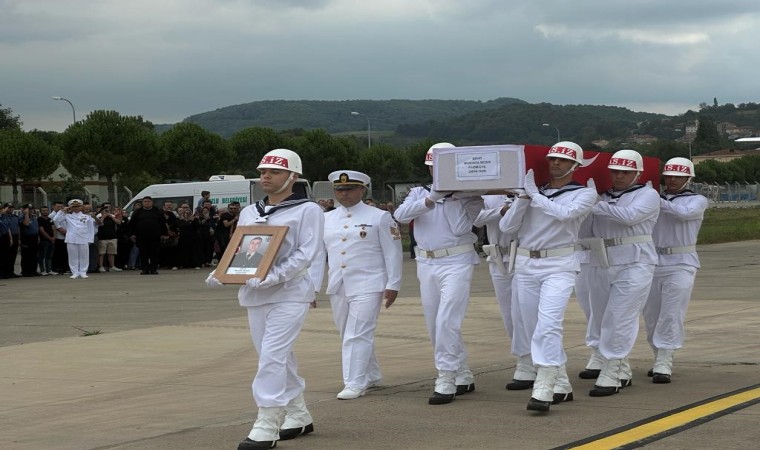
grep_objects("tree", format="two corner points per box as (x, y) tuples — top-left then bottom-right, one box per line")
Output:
(0, 129), (62, 203)
(693, 115), (721, 153)
(158, 122), (234, 180)
(357, 144), (413, 191)
(228, 127), (289, 177)
(57, 110), (161, 203)
(0, 104), (22, 130)
(407, 139), (437, 181)
(292, 130), (359, 181)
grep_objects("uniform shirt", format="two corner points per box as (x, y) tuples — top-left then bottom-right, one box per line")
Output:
(653, 190), (708, 268)
(474, 195), (515, 263)
(591, 184), (661, 266)
(21, 213), (39, 236)
(323, 201), (402, 296)
(53, 211), (96, 245)
(500, 184), (597, 273)
(2, 212), (20, 235)
(393, 186), (483, 266)
(236, 200), (324, 307)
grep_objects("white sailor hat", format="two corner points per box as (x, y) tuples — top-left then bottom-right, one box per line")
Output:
(328, 170), (370, 190)
(68, 199), (83, 207)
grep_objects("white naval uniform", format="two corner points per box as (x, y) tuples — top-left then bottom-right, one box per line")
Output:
(500, 184), (596, 368)
(236, 199), (324, 410)
(53, 211), (95, 277)
(643, 190), (707, 353)
(394, 187), (483, 390)
(473, 195), (515, 340)
(588, 185), (660, 364)
(322, 201), (402, 391)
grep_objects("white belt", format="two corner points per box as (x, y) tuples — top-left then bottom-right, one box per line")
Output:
(482, 244), (511, 256)
(602, 235), (652, 247)
(516, 246), (576, 259)
(657, 245), (696, 255)
(416, 244), (475, 259)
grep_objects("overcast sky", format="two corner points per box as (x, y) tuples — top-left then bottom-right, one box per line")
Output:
(3, 0), (759, 132)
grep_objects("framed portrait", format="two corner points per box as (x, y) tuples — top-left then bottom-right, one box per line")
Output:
(215, 226), (289, 284)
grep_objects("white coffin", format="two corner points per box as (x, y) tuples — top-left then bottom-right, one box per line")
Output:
(431, 144), (526, 191)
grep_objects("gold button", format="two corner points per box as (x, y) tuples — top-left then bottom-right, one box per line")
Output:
(347, 214), (352, 218)
(341, 251), (346, 255)
(341, 238), (347, 241)
(343, 225), (348, 228)
(341, 264), (346, 268)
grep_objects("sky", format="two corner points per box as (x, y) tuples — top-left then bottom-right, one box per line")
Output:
(3, 0), (760, 132)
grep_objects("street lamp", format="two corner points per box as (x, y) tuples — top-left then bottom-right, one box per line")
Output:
(52, 96), (76, 123)
(542, 123), (560, 142)
(351, 111), (371, 148)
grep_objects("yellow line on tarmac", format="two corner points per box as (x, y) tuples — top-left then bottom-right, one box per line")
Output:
(572, 386), (760, 449)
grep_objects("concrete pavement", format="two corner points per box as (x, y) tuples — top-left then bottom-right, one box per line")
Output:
(2, 240), (760, 449)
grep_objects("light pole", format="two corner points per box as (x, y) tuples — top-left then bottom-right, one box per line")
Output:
(542, 123), (560, 142)
(351, 111), (371, 148)
(52, 96), (76, 123)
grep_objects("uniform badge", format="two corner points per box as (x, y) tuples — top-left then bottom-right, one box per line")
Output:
(390, 224), (401, 240)
(359, 230), (367, 239)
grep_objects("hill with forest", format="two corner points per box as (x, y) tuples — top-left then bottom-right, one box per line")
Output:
(161, 98), (526, 137)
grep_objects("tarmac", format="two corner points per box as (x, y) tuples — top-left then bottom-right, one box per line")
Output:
(2, 240), (760, 450)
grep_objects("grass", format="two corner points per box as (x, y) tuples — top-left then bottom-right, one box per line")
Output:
(698, 205), (760, 245)
(73, 326), (103, 337)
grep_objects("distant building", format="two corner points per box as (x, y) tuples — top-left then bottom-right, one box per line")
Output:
(591, 139), (610, 148)
(0, 164), (114, 207)
(692, 148), (760, 165)
(627, 134), (658, 144)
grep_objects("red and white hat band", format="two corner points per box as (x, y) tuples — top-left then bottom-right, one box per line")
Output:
(425, 152), (433, 161)
(609, 157), (637, 169)
(259, 155), (289, 169)
(663, 164), (691, 174)
(548, 146), (577, 159)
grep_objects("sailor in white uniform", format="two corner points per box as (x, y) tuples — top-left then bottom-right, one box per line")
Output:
(320, 170), (402, 400)
(394, 142), (484, 405)
(499, 142), (597, 412)
(474, 194), (528, 388)
(207, 148), (324, 450)
(53, 199), (95, 279)
(587, 149), (660, 397)
(643, 157), (708, 384)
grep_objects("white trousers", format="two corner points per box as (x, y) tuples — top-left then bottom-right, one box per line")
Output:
(66, 243), (89, 277)
(246, 301), (310, 407)
(588, 263), (655, 360)
(488, 263), (514, 340)
(417, 263), (473, 372)
(643, 265), (697, 350)
(575, 263), (597, 348)
(329, 285), (383, 390)
(513, 270), (575, 366)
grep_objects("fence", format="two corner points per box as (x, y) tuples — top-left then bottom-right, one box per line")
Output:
(691, 182), (759, 203)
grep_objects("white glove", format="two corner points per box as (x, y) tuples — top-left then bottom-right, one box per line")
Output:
(587, 178), (596, 191)
(205, 271), (223, 288)
(524, 169), (539, 197)
(245, 273), (279, 289)
(427, 190), (452, 202)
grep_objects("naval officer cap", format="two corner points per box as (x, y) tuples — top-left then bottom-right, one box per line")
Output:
(68, 199), (83, 207)
(328, 170), (371, 190)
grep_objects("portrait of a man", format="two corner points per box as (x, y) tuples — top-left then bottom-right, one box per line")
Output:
(226, 235), (266, 274)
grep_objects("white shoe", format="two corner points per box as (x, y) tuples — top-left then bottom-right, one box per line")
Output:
(98, 267), (106, 273)
(81, 274), (89, 279)
(367, 379), (381, 388)
(48, 271), (57, 276)
(70, 275), (78, 279)
(171, 267), (178, 271)
(111, 267), (123, 272)
(41, 272), (48, 276)
(336, 386), (366, 400)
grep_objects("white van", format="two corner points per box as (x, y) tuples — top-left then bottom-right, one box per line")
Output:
(124, 176), (312, 212)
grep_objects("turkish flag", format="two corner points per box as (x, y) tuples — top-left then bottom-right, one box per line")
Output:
(522, 145), (661, 193)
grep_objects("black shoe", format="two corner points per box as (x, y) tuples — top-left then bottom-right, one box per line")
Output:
(652, 373), (671, 384)
(150, 271), (158, 275)
(456, 383), (475, 395)
(552, 392), (574, 404)
(578, 369), (601, 379)
(620, 378), (632, 388)
(527, 397), (551, 412)
(589, 385), (619, 397)
(428, 392), (455, 405)
(238, 438), (276, 449)
(647, 368), (654, 377)
(279, 423), (313, 441)
(506, 379), (534, 390)
(140, 271), (150, 275)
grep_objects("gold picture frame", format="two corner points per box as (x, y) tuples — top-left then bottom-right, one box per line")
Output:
(215, 226), (289, 284)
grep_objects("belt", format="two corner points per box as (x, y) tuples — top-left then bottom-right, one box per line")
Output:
(482, 244), (511, 256)
(516, 246), (576, 259)
(657, 244), (696, 255)
(602, 235), (652, 247)
(415, 244), (475, 259)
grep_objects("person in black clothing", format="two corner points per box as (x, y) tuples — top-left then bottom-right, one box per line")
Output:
(215, 201), (240, 259)
(129, 196), (167, 274)
(37, 205), (56, 275)
(197, 206), (217, 267)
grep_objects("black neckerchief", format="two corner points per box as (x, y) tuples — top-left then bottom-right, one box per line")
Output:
(540, 181), (585, 199)
(661, 189), (696, 201)
(606, 184), (645, 199)
(422, 184), (454, 198)
(255, 192), (311, 218)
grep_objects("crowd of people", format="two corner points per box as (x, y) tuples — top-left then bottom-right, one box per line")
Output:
(203, 144), (705, 449)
